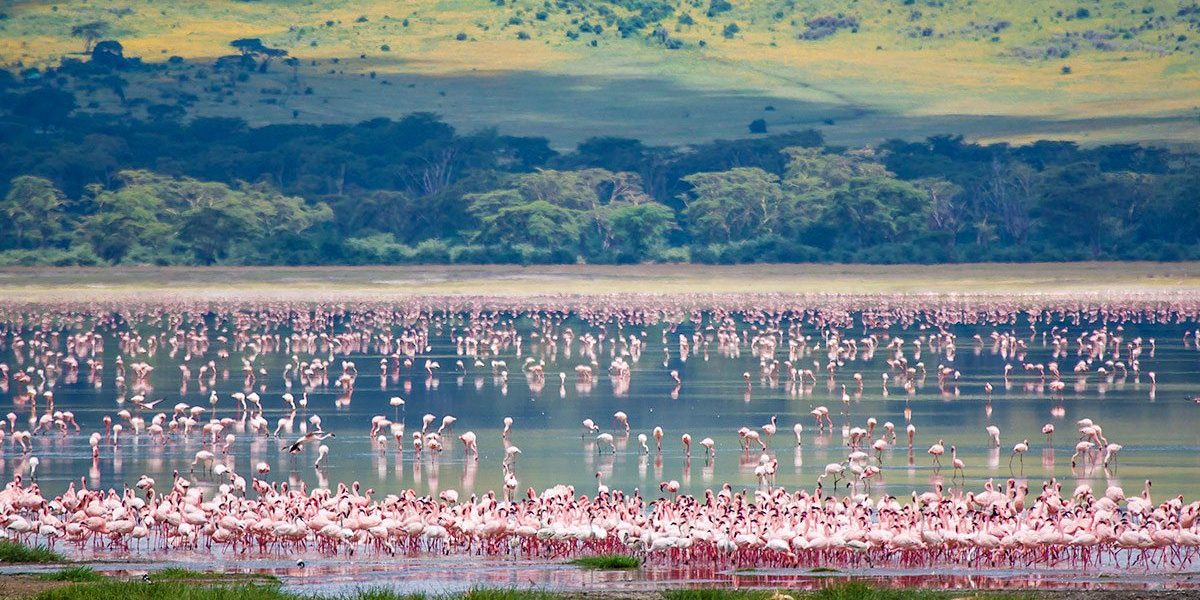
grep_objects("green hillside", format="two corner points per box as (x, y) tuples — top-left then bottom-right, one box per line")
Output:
(2, 0), (1198, 147)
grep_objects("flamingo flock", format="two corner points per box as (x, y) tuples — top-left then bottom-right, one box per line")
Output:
(1, 472), (1198, 571)
(0, 295), (1193, 573)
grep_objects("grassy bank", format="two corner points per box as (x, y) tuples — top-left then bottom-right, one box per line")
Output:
(4, 1), (1199, 147)
(27, 580), (1037, 600)
(0, 541), (64, 564)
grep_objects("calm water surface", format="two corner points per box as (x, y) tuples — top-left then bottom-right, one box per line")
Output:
(10, 316), (1200, 504)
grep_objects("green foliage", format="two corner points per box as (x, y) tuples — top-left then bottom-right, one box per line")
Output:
(80, 171), (332, 264)
(2, 176), (67, 249)
(0, 106), (1196, 266)
(608, 203), (675, 261)
(475, 200), (581, 258)
(0, 540), (64, 563)
(10, 87), (77, 128)
(567, 553), (641, 569)
(681, 167), (786, 244)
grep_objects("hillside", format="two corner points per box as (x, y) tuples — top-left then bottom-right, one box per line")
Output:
(2, 0), (1199, 147)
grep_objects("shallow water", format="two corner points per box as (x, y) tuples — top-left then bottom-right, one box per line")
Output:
(8, 556), (1200, 594)
(13, 315), (1200, 503)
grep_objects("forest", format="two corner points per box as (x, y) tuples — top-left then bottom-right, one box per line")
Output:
(2, 77), (1198, 266)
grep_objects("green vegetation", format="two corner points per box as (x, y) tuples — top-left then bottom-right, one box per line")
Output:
(567, 554), (641, 569)
(35, 581), (291, 600)
(27, 581), (1041, 600)
(802, 583), (947, 600)
(0, 2), (1197, 269)
(0, 100), (1195, 266)
(147, 568), (278, 584)
(662, 591), (773, 600)
(0, 541), (65, 564)
(458, 591), (561, 600)
(37, 567), (105, 583)
(151, 568), (213, 581)
(1, 0), (1198, 148)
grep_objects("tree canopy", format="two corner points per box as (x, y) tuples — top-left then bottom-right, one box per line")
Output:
(0, 88), (1197, 266)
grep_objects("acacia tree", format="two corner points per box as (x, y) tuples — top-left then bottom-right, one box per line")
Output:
(474, 200), (582, 258)
(84, 187), (168, 263)
(679, 167), (786, 244)
(1, 176), (67, 249)
(84, 171), (330, 264)
(607, 203), (676, 261)
(71, 21), (109, 53)
(825, 176), (931, 248)
(230, 38), (288, 71)
(917, 177), (966, 251)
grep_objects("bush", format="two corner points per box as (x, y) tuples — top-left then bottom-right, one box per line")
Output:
(658, 247), (690, 263)
(0, 540), (62, 563)
(343, 234), (417, 264)
(413, 239), (452, 263)
(706, 0), (732, 17)
(0, 247), (103, 267)
(568, 554), (641, 569)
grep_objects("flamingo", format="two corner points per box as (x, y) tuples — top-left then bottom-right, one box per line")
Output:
(950, 445), (965, 483)
(582, 419), (599, 438)
(1010, 439), (1030, 472)
(928, 439), (945, 471)
(613, 411), (630, 433)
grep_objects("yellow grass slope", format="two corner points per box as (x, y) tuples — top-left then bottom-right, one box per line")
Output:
(1, 0), (1197, 146)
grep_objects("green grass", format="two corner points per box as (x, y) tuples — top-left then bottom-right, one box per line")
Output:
(151, 568), (210, 581)
(808, 568), (840, 573)
(2, 0), (1199, 148)
(28, 581), (1044, 600)
(806, 583), (946, 600)
(150, 568), (280, 584)
(37, 567), (106, 583)
(461, 591), (563, 600)
(35, 582), (292, 600)
(31, 583), (554, 600)
(0, 541), (64, 564)
(662, 590), (774, 600)
(567, 554), (641, 570)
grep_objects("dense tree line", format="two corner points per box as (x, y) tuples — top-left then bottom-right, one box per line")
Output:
(1, 84), (1198, 265)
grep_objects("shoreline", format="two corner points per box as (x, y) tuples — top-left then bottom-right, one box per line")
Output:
(0, 262), (1198, 301)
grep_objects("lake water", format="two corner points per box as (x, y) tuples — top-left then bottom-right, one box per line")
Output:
(10, 309), (1200, 506)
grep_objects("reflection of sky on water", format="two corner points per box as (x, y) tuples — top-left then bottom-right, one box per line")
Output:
(6, 554), (1200, 593)
(9, 317), (1200, 505)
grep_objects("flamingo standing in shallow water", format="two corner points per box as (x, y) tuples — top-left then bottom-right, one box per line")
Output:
(1011, 439), (1030, 472)
(928, 439), (945, 472)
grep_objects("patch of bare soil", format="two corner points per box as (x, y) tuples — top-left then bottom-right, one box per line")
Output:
(0, 574), (70, 599)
